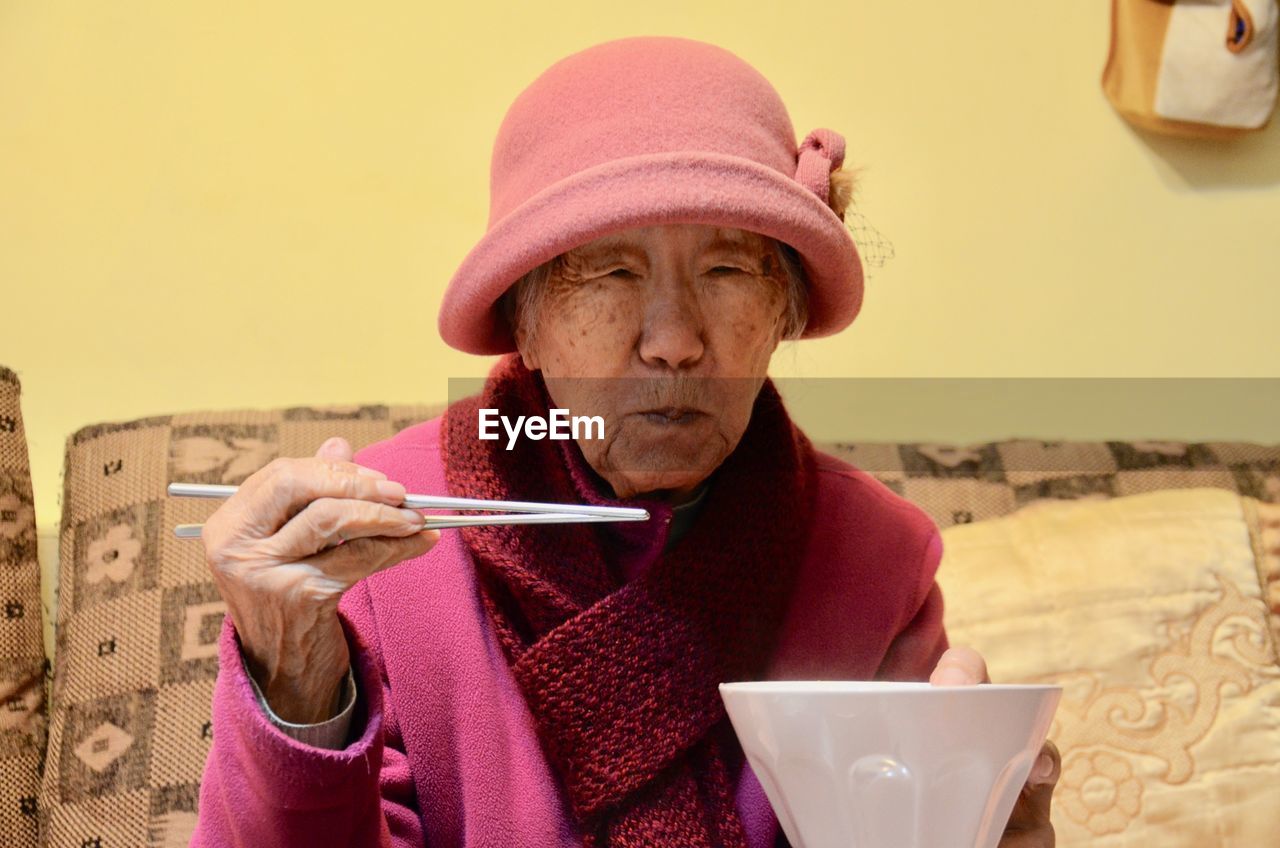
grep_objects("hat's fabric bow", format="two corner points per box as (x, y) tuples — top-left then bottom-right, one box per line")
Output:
(794, 128), (846, 209)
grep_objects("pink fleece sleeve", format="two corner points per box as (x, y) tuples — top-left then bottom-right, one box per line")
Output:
(874, 528), (950, 682)
(190, 596), (425, 847)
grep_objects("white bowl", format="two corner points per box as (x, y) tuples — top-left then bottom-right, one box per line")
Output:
(719, 681), (1061, 848)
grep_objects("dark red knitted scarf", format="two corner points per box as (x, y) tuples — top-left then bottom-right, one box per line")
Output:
(442, 355), (817, 848)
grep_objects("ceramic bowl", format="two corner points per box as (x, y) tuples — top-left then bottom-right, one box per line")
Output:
(719, 680), (1061, 848)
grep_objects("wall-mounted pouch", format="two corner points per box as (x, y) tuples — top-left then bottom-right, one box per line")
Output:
(1103, 0), (1279, 138)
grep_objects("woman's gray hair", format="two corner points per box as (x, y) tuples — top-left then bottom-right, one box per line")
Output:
(501, 237), (810, 350)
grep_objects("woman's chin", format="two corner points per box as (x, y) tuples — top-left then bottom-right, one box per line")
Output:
(587, 418), (735, 499)
(611, 472), (710, 501)
(598, 447), (723, 501)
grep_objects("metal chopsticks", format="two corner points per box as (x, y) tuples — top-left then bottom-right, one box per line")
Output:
(167, 481), (649, 539)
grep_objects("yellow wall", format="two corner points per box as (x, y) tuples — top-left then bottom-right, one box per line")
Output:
(3, 1), (1279, 647)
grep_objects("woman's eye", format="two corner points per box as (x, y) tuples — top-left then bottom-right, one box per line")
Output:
(605, 268), (637, 278)
(709, 266), (747, 275)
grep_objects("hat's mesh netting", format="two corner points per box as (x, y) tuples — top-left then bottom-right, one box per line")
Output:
(845, 204), (896, 279)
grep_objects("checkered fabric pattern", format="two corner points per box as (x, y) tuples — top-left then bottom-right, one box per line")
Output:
(826, 438), (1280, 529)
(37, 400), (1280, 845)
(0, 367), (47, 848)
(38, 404), (440, 846)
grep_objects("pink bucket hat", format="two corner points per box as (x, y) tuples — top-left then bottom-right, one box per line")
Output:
(438, 35), (864, 355)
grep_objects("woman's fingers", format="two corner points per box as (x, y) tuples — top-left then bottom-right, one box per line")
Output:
(1000, 739), (1060, 845)
(996, 826), (1054, 848)
(302, 529), (440, 584)
(1033, 739), (1061, 787)
(265, 497), (427, 558)
(230, 456), (408, 539)
(225, 436), (386, 503)
(929, 645), (991, 686)
(312, 436), (388, 478)
(314, 435), (354, 463)
(196, 437), (432, 722)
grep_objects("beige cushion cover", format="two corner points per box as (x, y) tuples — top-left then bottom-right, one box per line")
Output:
(940, 488), (1280, 846)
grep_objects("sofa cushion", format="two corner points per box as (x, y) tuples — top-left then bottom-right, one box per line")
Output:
(825, 438), (1280, 530)
(0, 366), (46, 848)
(938, 487), (1280, 846)
(39, 404), (440, 846)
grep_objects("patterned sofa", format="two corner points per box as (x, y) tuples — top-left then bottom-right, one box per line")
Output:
(2, 363), (1278, 846)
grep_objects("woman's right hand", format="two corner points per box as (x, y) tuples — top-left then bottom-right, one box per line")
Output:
(201, 436), (439, 724)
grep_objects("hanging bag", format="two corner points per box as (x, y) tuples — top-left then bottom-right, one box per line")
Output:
(1103, 0), (1279, 138)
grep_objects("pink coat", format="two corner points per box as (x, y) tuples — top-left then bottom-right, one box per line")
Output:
(191, 416), (948, 847)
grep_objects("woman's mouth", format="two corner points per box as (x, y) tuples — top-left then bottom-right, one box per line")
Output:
(638, 407), (706, 426)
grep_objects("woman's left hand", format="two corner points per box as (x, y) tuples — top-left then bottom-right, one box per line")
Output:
(930, 647), (1061, 847)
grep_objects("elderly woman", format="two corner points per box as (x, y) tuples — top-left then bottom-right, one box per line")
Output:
(192, 36), (1059, 847)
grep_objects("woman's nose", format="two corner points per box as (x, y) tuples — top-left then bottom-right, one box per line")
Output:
(637, 288), (705, 371)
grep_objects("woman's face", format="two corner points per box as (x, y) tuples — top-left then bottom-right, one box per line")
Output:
(514, 223), (793, 501)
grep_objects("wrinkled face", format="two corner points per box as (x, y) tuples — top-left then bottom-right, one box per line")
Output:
(514, 223), (794, 501)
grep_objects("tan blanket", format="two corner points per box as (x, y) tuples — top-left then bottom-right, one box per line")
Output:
(939, 488), (1280, 846)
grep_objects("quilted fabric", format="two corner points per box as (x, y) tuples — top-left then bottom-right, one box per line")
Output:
(939, 488), (1280, 846)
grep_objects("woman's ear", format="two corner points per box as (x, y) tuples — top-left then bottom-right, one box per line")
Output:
(767, 311), (788, 354)
(502, 283), (541, 371)
(513, 320), (541, 371)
